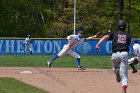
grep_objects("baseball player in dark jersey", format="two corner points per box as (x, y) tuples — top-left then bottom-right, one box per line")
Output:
(96, 20), (131, 93)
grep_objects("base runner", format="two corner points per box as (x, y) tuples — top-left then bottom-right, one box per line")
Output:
(96, 20), (131, 93)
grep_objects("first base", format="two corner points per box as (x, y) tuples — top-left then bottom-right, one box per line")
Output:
(20, 71), (32, 74)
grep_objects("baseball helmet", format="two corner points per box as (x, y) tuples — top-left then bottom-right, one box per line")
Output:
(77, 30), (83, 34)
(118, 20), (126, 30)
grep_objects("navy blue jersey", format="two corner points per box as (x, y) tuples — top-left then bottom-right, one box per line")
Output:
(108, 30), (131, 53)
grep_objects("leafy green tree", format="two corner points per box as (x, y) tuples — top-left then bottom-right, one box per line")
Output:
(0, 0), (139, 38)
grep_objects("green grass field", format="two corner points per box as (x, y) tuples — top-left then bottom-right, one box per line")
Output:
(0, 55), (135, 69)
(0, 77), (48, 93)
(0, 55), (112, 68)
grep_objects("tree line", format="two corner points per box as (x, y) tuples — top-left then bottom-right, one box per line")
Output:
(0, 0), (140, 38)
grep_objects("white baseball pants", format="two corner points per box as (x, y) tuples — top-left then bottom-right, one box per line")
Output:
(57, 45), (80, 58)
(26, 44), (32, 51)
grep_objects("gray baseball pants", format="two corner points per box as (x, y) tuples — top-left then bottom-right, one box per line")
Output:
(111, 51), (128, 86)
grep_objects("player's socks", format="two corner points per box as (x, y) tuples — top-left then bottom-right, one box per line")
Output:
(77, 58), (81, 67)
(122, 85), (127, 91)
(50, 55), (59, 63)
(30, 51), (32, 54)
(129, 63), (136, 70)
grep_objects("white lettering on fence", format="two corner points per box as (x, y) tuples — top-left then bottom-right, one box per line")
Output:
(0, 40), (4, 52)
(0, 39), (134, 55)
(35, 40), (43, 53)
(6, 40), (15, 53)
(53, 41), (61, 53)
(17, 40), (24, 53)
(106, 41), (112, 53)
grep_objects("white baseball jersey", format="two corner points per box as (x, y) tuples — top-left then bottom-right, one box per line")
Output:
(67, 35), (83, 48)
(25, 37), (32, 51)
(133, 43), (140, 60)
(57, 35), (84, 57)
(25, 38), (31, 45)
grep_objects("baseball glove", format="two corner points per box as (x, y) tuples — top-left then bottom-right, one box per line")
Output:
(133, 57), (139, 65)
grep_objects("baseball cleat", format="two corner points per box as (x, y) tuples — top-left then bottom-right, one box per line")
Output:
(122, 90), (126, 93)
(47, 61), (52, 68)
(78, 66), (86, 70)
(132, 69), (138, 73)
(115, 69), (121, 82)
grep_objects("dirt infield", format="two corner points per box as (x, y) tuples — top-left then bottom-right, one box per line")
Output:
(0, 67), (140, 93)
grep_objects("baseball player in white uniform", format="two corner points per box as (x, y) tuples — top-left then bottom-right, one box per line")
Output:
(47, 30), (97, 70)
(128, 38), (140, 73)
(25, 35), (32, 54)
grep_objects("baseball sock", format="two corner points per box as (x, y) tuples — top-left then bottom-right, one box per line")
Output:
(122, 85), (127, 91)
(129, 63), (136, 70)
(30, 51), (32, 54)
(50, 55), (59, 63)
(77, 58), (81, 68)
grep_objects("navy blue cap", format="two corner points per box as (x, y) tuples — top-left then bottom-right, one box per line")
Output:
(132, 38), (138, 43)
(28, 35), (31, 38)
(77, 30), (83, 34)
